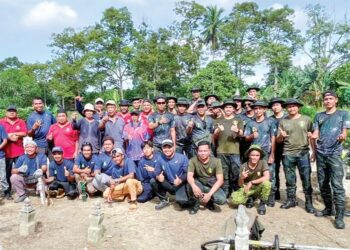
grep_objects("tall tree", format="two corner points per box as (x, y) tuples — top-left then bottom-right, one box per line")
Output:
(221, 2), (261, 80)
(302, 4), (350, 106)
(88, 7), (137, 99)
(201, 5), (225, 60)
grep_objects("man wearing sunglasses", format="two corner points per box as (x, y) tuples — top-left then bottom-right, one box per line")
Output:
(148, 96), (176, 152)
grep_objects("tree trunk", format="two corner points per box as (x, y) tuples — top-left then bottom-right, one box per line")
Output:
(274, 66), (278, 97)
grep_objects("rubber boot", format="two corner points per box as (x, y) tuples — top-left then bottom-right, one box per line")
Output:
(280, 196), (298, 209)
(274, 189), (281, 200)
(267, 192), (275, 207)
(189, 199), (200, 215)
(305, 195), (315, 214)
(334, 207), (345, 229)
(315, 199), (334, 217)
(245, 197), (254, 208)
(258, 200), (266, 215)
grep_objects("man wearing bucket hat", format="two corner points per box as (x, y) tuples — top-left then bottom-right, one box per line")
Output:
(131, 97), (142, 112)
(208, 101), (223, 120)
(117, 99), (132, 124)
(99, 100), (125, 150)
(312, 90), (350, 229)
(268, 97), (286, 200)
(148, 96), (176, 152)
(231, 145), (271, 215)
(187, 100), (214, 156)
(174, 98), (192, 157)
(75, 96), (106, 120)
(72, 103), (101, 154)
(204, 94), (220, 107)
(277, 98), (315, 214)
(187, 87), (202, 114)
(244, 100), (277, 207)
(213, 100), (244, 196)
(166, 96), (178, 115)
(232, 95), (245, 117)
(10, 139), (48, 203)
(246, 86), (260, 100)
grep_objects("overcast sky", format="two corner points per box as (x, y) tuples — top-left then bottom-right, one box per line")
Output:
(1, 0), (349, 85)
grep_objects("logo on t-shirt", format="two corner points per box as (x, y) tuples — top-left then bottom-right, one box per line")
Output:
(299, 121), (305, 128)
(16, 125), (20, 130)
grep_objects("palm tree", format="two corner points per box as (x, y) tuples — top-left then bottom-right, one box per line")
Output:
(201, 5), (225, 60)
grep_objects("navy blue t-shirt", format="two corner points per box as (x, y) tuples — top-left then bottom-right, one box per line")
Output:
(155, 153), (188, 184)
(74, 154), (102, 172)
(111, 158), (136, 179)
(49, 159), (74, 182)
(14, 153), (47, 176)
(98, 152), (115, 176)
(27, 110), (56, 148)
(0, 125), (8, 159)
(136, 153), (161, 183)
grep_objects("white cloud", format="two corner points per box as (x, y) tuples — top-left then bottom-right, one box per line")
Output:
(243, 64), (269, 85)
(271, 3), (284, 10)
(291, 8), (308, 31)
(292, 52), (312, 67)
(22, 1), (77, 28)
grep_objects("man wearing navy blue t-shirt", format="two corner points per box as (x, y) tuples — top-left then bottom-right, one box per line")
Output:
(27, 97), (56, 154)
(46, 147), (78, 199)
(151, 139), (189, 210)
(103, 148), (142, 210)
(10, 140), (48, 202)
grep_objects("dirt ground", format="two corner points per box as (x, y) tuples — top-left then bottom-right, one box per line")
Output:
(1, 172), (350, 250)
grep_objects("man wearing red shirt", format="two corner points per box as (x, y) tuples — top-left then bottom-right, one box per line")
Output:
(47, 109), (78, 161)
(0, 105), (27, 200)
(117, 99), (132, 124)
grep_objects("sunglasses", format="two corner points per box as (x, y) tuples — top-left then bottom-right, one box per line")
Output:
(157, 102), (166, 105)
(244, 103), (252, 107)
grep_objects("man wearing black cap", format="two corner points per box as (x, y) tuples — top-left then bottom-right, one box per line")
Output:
(312, 90), (350, 229)
(213, 100), (244, 196)
(246, 86), (260, 100)
(151, 139), (189, 210)
(174, 98), (192, 157)
(45, 147), (78, 199)
(148, 96), (176, 152)
(187, 87), (202, 114)
(0, 105), (27, 200)
(47, 109), (78, 161)
(276, 98), (315, 214)
(167, 96), (177, 115)
(269, 97), (286, 200)
(239, 97), (256, 162)
(117, 99), (132, 124)
(187, 100), (214, 156)
(244, 101), (276, 207)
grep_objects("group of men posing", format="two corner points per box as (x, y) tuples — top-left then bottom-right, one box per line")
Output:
(0, 86), (348, 229)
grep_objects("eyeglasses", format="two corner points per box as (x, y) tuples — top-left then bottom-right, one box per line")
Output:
(157, 102), (166, 105)
(244, 103), (252, 107)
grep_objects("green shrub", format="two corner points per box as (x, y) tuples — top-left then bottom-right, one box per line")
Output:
(300, 105), (317, 120)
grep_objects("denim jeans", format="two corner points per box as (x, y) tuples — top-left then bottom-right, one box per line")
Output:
(0, 158), (9, 192)
(282, 152), (313, 197)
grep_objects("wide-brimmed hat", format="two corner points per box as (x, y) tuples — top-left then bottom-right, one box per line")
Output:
(210, 101), (222, 108)
(196, 100), (206, 107)
(246, 86), (260, 92)
(283, 98), (303, 108)
(251, 100), (268, 108)
(268, 97), (285, 108)
(204, 94), (220, 104)
(83, 103), (96, 113)
(166, 96), (178, 103)
(119, 99), (130, 106)
(94, 98), (104, 104)
(245, 144), (265, 158)
(105, 100), (116, 106)
(176, 97), (190, 106)
(242, 96), (256, 103)
(232, 95), (243, 102)
(221, 99), (237, 108)
(190, 87), (202, 92)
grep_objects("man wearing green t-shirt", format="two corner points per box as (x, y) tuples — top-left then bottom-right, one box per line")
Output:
(231, 145), (271, 215)
(213, 100), (243, 196)
(187, 141), (225, 215)
(277, 98), (315, 214)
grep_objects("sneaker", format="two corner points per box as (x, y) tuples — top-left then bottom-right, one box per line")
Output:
(155, 199), (169, 210)
(14, 194), (27, 203)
